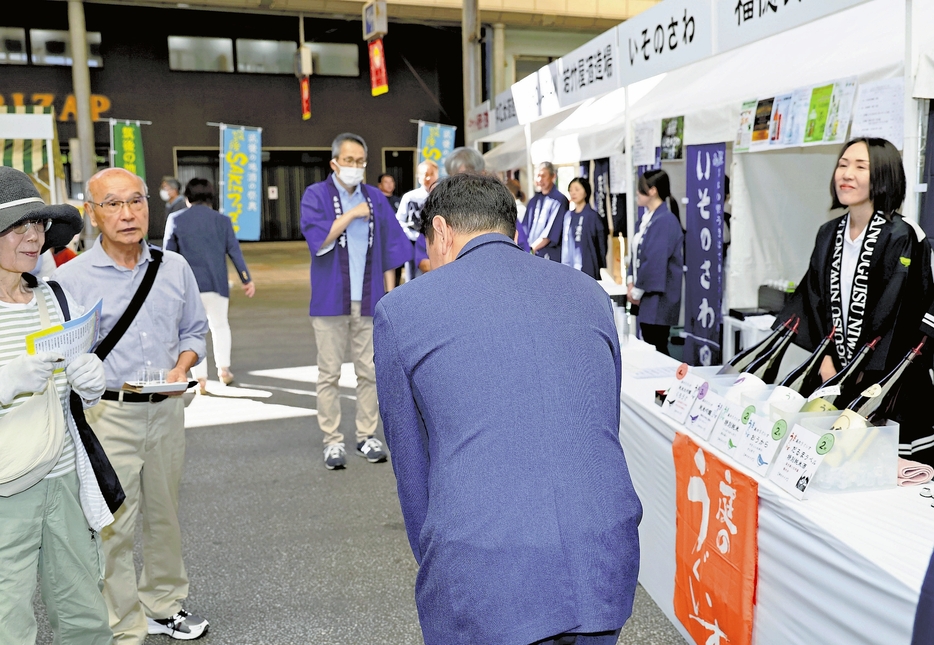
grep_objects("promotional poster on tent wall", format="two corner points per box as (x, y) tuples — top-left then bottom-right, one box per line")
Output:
(660, 116), (684, 160)
(851, 77), (905, 150)
(735, 77), (857, 153)
(109, 120), (146, 181)
(684, 142), (725, 366)
(417, 121), (456, 176)
(219, 124), (262, 241)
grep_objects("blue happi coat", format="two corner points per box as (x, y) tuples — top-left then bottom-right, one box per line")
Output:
(627, 202), (683, 326)
(374, 233), (642, 645)
(560, 204), (606, 280)
(523, 188), (569, 261)
(300, 175), (412, 316)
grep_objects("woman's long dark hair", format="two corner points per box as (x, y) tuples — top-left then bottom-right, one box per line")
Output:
(637, 169), (679, 218)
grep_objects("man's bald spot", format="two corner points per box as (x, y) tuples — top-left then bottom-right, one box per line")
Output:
(86, 167), (147, 203)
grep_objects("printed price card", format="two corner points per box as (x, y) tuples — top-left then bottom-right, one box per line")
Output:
(661, 363), (706, 424)
(736, 414), (786, 477)
(709, 401), (753, 456)
(768, 424), (833, 500)
(684, 387), (724, 441)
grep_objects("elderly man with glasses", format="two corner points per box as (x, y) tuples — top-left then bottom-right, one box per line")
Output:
(52, 167), (210, 643)
(300, 132), (410, 470)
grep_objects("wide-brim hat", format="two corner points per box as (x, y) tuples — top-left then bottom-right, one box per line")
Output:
(0, 166), (83, 251)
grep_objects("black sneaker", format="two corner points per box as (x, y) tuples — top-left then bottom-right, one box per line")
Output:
(324, 443), (347, 470)
(146, 610), (209, 640)
(356, 437), (388, 463)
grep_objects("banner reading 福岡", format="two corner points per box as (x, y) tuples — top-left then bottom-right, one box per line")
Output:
(683, 143), (725, 367)
(673, 432), (758, 645)
(219, 124), (262, 241)
(417, 121), (456, 176)
(110, 120), (146, 181)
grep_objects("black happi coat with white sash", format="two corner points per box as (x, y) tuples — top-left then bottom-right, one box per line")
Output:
(780, 212), (916, 373)
(780, 212), (934, 463)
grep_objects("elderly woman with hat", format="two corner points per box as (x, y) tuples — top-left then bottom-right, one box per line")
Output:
(0, 167), (113, 644)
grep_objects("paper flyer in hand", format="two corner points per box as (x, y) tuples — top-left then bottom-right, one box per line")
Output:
(26, 299), (102, 367)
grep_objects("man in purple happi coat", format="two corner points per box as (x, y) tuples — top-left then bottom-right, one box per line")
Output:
(300, 132), (411, 470)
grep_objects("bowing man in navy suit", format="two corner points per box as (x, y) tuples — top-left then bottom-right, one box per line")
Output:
(373, 174), (642, 645)
(627, 169), (684, 356)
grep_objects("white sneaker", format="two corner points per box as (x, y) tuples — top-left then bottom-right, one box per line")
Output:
(147, 609), (209, 640)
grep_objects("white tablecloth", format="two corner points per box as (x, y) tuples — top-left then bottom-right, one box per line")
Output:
(618, 343), (934, 645)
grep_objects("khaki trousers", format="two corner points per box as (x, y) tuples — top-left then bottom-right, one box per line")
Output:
(311, 301), (378, 446)
(0, 471), (111, 645)
(85, 397), (187, 644)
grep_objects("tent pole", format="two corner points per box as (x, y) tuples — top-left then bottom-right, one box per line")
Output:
(904, 0), (920, 223)
(624, 85), (635, 286)
(68, 0), (97, 246)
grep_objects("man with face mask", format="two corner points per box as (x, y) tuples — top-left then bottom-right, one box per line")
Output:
(157, 178), (186, 240)
(395, 159), (438, 281)
(300, 132), (411, 470)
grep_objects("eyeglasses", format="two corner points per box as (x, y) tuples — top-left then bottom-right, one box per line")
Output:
(335, 157), (367, 169)
(90, 195), (149, 215)
(1, 218), (51, 236)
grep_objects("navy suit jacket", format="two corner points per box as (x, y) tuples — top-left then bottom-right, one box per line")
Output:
(374, 233), (642, 645)
(627, 202), (683, 326)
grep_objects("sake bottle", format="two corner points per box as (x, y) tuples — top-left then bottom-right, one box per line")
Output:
(743, 318), (799, 384)
(830, 338), (926, 430)
(767, 326), (836, 407)
(718, 316), (797, 375)
(800, 337), (880, 412)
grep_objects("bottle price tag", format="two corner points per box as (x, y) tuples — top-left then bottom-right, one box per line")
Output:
(709, 401), (752, 455)
(736, 414), (786, 476)
(768, 424), (832, 500)
(661, 363), (707, 425)
(684, 389), (725, 441)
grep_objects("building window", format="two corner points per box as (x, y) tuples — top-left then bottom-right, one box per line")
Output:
(236, 39), (296, 74)
(304, 42), (359, 77)
(515, 56), (552, 82)
(30, 29), (102, 67)
(168, 36), (234, 72)
(0, 28), (27, 65)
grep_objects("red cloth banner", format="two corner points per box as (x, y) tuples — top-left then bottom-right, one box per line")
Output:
(369, 38), (388, 97)
(673, 432), (758, 645)
(300, 76), (311, 120)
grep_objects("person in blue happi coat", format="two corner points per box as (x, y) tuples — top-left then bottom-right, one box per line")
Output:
(523, 161), (569, 261)
(561, 177), (607, 280)
(373, 173), (642, 645)
(627, 169), (684, 355)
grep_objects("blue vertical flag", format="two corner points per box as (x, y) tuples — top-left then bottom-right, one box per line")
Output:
(220, 125), (262, 241)
(417, 121), (457, 177)
(683, 143), (725, 366)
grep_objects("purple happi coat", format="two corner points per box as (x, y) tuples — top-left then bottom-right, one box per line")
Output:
(301, 175), (412, 317)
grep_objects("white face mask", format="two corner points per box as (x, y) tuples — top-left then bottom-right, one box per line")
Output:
(159, 189), (170, 202)
(335, 164), (365, 188)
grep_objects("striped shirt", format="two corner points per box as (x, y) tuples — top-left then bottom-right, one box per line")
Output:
(0, 283), (75, 479)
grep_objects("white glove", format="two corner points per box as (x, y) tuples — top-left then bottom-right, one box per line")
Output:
(0, 352), (63, 405)
(66, 353), (106, 402)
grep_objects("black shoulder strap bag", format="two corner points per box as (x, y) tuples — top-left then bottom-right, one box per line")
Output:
(46, 248), (164, 513)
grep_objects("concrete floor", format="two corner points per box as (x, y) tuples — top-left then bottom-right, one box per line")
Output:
(36, 241), (686, 645)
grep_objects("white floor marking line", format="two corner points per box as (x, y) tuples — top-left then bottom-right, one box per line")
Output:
(238, 383), (357, 401)
(247, 363), (359, 388)
(183, 395), (316, 429)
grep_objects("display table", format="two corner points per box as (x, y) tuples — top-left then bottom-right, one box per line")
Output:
(618, 342), (934, 645)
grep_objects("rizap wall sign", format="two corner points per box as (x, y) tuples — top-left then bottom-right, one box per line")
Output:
(717, 0), (873, 54)
(555, 27), (620, 108)
(617, 0), (714, 86)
